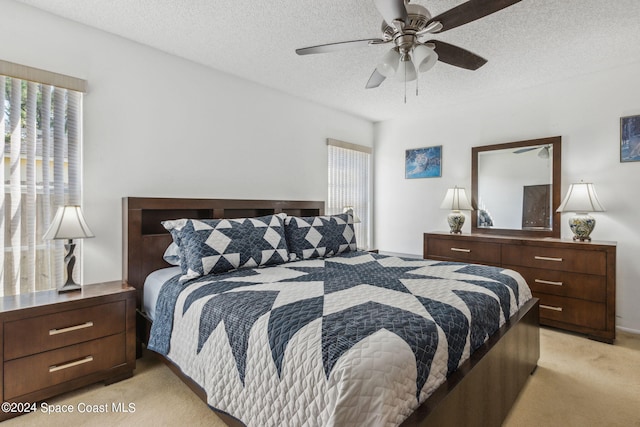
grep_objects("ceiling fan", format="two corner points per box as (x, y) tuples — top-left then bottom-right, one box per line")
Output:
(514, 145), (551, 159)
(295, 0), (522, 90)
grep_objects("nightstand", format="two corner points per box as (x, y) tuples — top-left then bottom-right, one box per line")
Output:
(0, 281), (136, 420)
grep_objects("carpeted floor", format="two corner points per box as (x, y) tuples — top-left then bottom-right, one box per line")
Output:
(5, 328), (639, 426)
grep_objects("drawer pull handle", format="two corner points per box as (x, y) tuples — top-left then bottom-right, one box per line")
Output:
(534, 256), (563, 262)
(535, 279), (563, 286)
(540, 304), (563, 312)
(49, 321), (94, 336)
(49, 356), (94, 373)
(451, 248), (471, 253)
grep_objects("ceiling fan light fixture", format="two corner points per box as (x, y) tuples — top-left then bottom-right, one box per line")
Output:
(412, 44), (438, 73)
(538, 146), (550, 159)
(376, 48), (401, 78)
(395, 58), (417, 82)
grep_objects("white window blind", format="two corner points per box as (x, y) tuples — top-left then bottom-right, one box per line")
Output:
(1, 64), (85, 296)
(327, 139), (372, 250)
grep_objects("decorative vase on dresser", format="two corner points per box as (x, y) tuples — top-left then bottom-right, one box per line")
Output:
(423, 232), (616, 343)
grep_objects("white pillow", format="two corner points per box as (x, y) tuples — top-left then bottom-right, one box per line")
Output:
(163, 242), (181, 266)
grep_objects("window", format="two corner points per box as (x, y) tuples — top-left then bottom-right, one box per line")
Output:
(1, 60), (86, 296)
(327, 139), (372, 250)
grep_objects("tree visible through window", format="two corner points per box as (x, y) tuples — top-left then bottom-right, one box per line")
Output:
(327, 139), (371, 250)
(1, 74), (82, 296)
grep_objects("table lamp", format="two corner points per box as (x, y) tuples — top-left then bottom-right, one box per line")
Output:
(556, 182), (605, 241)
(343, 206), (361, 223)
(440, 187), (474, 234)
(43, 205), (95, 293)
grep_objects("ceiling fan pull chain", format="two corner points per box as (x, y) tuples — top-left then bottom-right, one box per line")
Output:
(404, 63), (409, 104)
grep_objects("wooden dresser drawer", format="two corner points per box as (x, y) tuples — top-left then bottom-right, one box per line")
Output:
(4, 333), (126, 400)
(424, 232), (616, 343)
(536, 294), (605, 330)
(501, 245), (606, 275)
(504, 265), (606, 302)
(425, 237), (501, 264)
(4, 301), (126, 360)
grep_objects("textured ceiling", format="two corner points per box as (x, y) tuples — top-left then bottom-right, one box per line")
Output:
(13, 0), (640, 122)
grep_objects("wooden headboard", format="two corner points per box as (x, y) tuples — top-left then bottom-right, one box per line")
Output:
(123, 197), (324, 306)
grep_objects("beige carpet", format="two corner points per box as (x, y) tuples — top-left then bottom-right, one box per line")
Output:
(5, 328), (639, 426)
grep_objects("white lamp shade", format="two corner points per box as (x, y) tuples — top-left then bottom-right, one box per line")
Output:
(343, 206), (361, 223)
(395, 58), (417, 82)
(440, 187), (474, 211)
(43, 205), (95, 240)
(376, 48), (400, 78)
(412, 44), (438, 73)
(556, 182), (606, 213)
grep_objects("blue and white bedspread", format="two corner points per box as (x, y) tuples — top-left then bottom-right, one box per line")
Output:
(148, 251), (532, 427)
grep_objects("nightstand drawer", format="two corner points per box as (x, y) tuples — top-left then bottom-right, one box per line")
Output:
(536, 294), (605, 330)
(3, 333), (126, 400)
(505, 265), (606, 302)
(502, 245), (606, 275)
(4, 301), (126, 360)
(425, 237), (501, 264)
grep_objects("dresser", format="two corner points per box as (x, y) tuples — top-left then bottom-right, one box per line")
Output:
(0, 281), (136, 420)
(423, 232), (616, 343)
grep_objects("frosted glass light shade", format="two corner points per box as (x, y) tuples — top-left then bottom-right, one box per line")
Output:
(556, 182), (605, 213)
(440, 187), (474, 211)
(412, 44), (438, 73)
(376, 48), (400, 78)
(395, 59), (417, 82)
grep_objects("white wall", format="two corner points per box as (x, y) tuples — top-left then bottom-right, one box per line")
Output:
(374, 61), (640, 333)
(2, 1), (374, 284)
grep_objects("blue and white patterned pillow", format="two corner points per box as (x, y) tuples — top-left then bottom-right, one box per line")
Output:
(284, 213), (357, 261)
(163, 214), (289, 282)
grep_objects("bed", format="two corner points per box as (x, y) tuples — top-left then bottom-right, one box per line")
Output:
(123, 197), (539, 427)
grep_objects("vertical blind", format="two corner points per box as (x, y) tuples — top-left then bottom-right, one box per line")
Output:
(327, 139), (372, 250)
(1, 68), (84, 296)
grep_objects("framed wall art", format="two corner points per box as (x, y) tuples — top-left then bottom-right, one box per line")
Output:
(621, 114), (640, 162)
(405, 145), (442, 179)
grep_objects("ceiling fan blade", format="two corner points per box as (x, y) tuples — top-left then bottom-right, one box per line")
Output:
(427, 40), (487, 70)
(296, 39), (386, 55)
(365, 69), (386, 89)
(427, 0), (522, 33)
(513, 147), (538, 154)
(374, 0), (408, 26)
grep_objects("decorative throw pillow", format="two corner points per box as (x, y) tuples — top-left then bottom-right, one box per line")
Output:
(284, 213), (357, 261)
(165, 214), (289, 282)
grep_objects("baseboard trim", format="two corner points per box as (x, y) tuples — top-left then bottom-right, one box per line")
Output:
(616, 326), (640, 335)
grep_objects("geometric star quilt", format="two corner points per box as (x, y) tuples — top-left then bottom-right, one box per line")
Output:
(148, 251), (532, 427)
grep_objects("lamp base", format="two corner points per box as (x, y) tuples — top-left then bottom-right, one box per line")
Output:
(58, 282), (82, 294)
(447, 211), (465, 234)
(58, 239), (82, 293)
(568, 213), (596, 242)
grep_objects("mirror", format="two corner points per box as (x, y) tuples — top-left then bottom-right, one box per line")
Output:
(472, 136), (561, 238)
